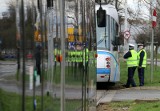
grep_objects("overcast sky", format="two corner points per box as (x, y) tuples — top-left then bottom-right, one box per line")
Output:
(0, 0), (150, 19)
(128, 0), (150, 19)
(0, 0), (10, 14)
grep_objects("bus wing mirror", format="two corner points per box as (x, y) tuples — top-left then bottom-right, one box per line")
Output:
(97, 9), (106, 27)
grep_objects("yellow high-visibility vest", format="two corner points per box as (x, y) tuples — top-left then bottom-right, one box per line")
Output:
(127, 50), (138, 67)
(138, 49), (147, 67)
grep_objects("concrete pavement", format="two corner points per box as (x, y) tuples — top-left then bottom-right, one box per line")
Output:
(97, 86), (160, 104)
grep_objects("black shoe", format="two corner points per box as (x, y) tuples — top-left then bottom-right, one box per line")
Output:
(122, 84), (129, 88)
(139, 85), (144, 86)
(132, 85), (136, 87)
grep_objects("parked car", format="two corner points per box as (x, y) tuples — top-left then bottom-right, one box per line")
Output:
(3, 53), (16, 59)
(27, 53), (33, 59)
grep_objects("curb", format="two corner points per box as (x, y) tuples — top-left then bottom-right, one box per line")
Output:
(119, 86), (160, 91)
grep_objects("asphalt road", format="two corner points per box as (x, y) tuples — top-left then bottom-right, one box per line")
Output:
(0, 61), (96, 100)
(0, 61), (17, 77)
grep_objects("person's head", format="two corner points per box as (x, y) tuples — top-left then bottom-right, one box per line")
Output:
(137, 43), (144, 50)
(129, 43), (135, 50)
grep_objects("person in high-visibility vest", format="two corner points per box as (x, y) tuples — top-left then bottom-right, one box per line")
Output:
(137, 43), (147, 86)
(123, 43), (137, 88)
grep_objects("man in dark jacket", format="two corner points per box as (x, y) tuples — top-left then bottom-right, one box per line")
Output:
(123, 43), (137, 88)
(137, 43), (147, 86)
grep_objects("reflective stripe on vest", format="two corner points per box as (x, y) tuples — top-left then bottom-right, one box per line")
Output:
(127, 50), (138, 67)
(138, 49), (147, 67)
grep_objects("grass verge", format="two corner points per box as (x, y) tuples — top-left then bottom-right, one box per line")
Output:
(97, 100), (160, 111)
(0, 88), (81, 111)
(119, 60), (160, 87)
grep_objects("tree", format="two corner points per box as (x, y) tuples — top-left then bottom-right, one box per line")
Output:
(134, 33), (149, 46)
(0, 0), (16, 51)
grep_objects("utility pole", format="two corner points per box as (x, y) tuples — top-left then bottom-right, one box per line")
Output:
(20, 0), (26, 110)
(150, 0), (157, 83)
(59, 0), (66, 110)
(16, 0), (21, 74)
(124, 0), (128, 53)
(151, 26), (154, 83)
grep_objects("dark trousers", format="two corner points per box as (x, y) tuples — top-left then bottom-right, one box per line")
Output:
(36, 62), (41, 82)
(138, 67), (145, 86)
(36, 63), (41, 75)
(126, 66), (137, 87)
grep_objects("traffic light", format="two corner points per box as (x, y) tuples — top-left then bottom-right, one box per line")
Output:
(97, 7), (106, 27)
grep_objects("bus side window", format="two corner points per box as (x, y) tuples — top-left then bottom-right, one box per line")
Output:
(97, 9), (106, 27)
